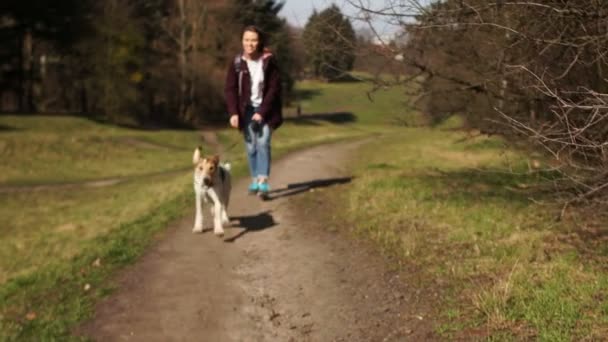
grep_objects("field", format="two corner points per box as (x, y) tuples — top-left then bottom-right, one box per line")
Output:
(2, 77), (606, 340)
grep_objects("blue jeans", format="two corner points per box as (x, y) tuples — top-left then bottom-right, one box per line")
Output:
(244, 106), (272, 179)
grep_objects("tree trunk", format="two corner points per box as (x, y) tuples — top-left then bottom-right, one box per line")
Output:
(189, 4), (208, 124)
(190, 3), (198, 123)
(21, 28), (34, 113)
(80, 81), (88, 114)
(178, 0), (188, 121)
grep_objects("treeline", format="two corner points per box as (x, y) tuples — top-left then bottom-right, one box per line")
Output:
(0, 0), (299, 126)
(392, 1), (608, 203)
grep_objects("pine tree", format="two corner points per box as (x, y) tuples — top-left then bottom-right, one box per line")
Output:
(302, 5), (356, 80)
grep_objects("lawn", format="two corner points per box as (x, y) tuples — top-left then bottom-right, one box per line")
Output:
(286, 78), (424, 127)
(0, 115), (201, 185)
(0, 116), (203, 340)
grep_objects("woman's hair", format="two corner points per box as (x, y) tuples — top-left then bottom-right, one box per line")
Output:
(242, 25), (266, 53)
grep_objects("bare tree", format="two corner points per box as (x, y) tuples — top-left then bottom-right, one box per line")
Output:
(347, 0), (608, 207)
(162, 0), (209, 122)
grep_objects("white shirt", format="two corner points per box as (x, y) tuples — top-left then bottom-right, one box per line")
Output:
(246, 57), (264, 107)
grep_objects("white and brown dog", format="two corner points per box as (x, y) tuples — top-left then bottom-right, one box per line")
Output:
(192, 147), (231, 236)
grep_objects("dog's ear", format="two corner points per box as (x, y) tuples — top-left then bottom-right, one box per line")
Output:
(211, 154), (220, 165)
(193, 146), (202, 164)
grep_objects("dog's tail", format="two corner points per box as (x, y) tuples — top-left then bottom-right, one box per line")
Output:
(222, 162), (231, 172)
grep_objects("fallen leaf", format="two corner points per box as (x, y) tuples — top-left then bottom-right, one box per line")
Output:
(25, 312), (37, 321)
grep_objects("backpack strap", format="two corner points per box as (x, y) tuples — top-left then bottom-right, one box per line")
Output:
(234, 54), (243, 98)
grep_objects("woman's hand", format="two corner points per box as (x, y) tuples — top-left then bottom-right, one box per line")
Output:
(252, 113), (263, 122)
(229, 114), (239, 128)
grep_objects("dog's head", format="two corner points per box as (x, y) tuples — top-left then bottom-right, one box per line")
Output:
(193, 147), (220, 187)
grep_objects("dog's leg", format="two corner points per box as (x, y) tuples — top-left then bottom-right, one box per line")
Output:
(193, 189), (203, 233)
(221, 175), (231, 224)
(221, 204), (229, 225)
(207, 188), (224, 237)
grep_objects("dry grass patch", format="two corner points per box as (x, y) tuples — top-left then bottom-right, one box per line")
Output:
(334, 129), (608, 340)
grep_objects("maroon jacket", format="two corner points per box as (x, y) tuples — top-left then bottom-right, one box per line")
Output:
(224, 52), (283, 130)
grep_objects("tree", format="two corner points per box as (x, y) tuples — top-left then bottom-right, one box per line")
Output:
(77, 0), (146, 123)
(350, 0), (608, 206)
(302, 5), (356, 80)
(0, 0), (294, 126)
(0, 0), (90, 112)
(161, 0), (210, 123)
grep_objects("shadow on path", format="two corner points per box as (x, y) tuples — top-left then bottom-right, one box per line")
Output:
(266, 177), (353, 201)
(225, 211), (277, 242)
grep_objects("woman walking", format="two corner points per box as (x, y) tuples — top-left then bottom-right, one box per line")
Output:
(225, 25), (283, 199)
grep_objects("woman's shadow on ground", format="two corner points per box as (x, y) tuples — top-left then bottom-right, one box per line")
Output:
(266, 177), (352, 200)
(224, 177), (352, 242)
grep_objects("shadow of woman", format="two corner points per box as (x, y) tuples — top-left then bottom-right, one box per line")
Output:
(265, 177), (352, 201)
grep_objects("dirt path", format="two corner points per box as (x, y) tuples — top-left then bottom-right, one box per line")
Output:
(77, 138), (437, 341)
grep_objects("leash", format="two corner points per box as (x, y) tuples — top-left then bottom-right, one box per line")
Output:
(221, 123), (259, 154)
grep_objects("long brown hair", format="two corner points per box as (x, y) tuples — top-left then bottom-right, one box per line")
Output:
(242, 25), (266, 53)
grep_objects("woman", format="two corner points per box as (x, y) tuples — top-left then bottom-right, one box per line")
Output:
(225, 25), (283, 199)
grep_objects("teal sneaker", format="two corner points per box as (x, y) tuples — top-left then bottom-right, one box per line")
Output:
(258, 182), (270, 199)
(248, 182), (259, 195)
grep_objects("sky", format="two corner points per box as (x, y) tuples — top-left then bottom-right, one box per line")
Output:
(279, 0), (411, 41)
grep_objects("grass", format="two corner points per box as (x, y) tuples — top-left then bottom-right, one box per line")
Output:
(0, 189), (191, 341)
(0, 116), (204, 341)
(0, 115), (199, 185)
(0, 173), (191, 284)
(286, 78), (425, 127)
(330, 128), (608, 340)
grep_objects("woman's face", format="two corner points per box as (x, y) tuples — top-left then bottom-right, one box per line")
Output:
(242, 30), (260, 56)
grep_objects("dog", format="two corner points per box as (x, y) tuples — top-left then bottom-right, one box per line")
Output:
(192, 147), (231, 236)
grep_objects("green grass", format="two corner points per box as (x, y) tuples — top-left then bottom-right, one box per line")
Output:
(331, 128), (608, 340)
(0, 115), (200, 185)
(0, 116), (205, 341)
(0, 173), (191, 284)
(0, 189), (191, 341)
(286, 78), (425, 127)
